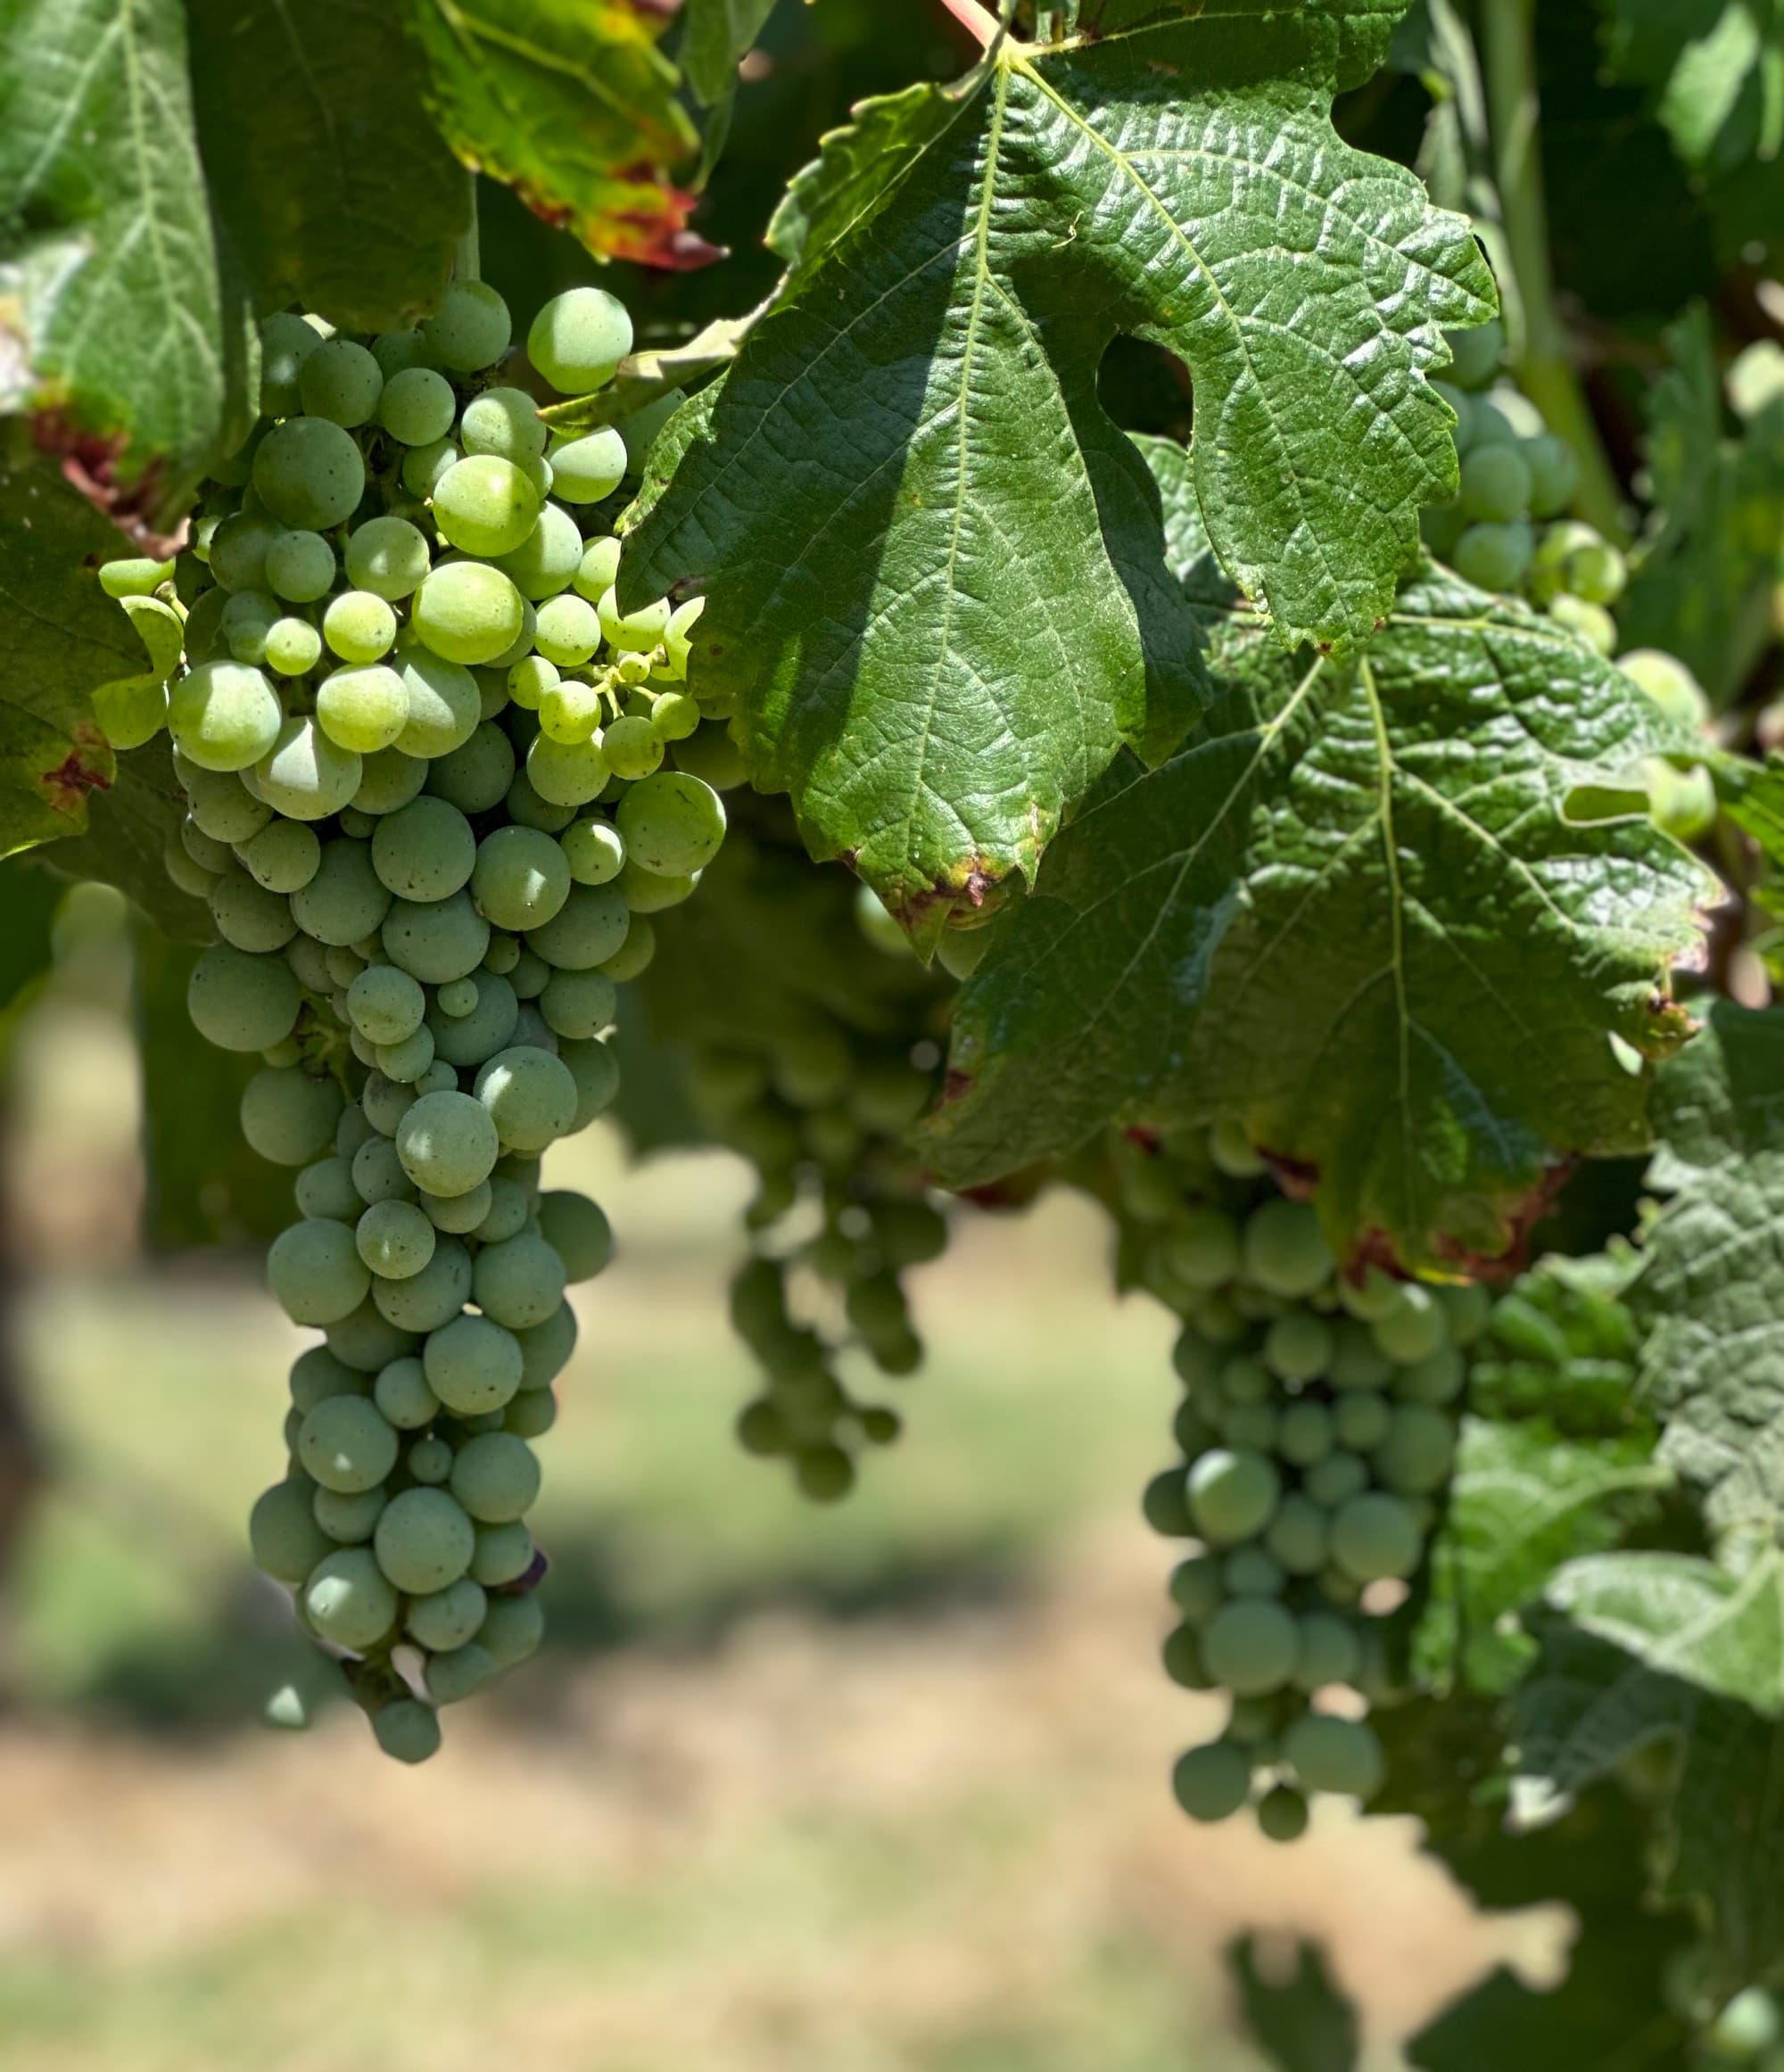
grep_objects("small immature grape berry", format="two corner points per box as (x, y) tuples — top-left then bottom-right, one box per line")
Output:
(1171, 1741), (1252, 1823)
(527, 287), (632, 395)
(372, 1699), (442, 1764)
(1255, 1784), (1309, 1843)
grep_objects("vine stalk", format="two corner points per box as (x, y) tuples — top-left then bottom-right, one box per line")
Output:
(1480, 0), (1625, 541)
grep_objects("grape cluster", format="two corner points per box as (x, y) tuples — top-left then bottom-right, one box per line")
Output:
(99, 279), (729, 1759)
(1113, 1127), (1488, 1838)
(690, 930), (949, 1502)
(1419, 321), (1717, 844)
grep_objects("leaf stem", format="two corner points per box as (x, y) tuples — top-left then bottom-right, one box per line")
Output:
(936, 0), (1001, 48)
(1479, 0), (1625, 541)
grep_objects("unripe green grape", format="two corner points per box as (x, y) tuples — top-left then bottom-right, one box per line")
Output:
(1371, 1283), (1448, 1364)
(539, 967), (615, 1040)
(1548, 592), (1617, 656)
(1709, 1989), (1781, 2060)
(1565, 537), (1627, 607)
(1443, 317), (1502, 390)
(1169, 1552), (1225, 1625)
(559, 1034), (622, 1132)
(343, 515), (431, 601)
(240, 1065), (342, 1166)
(1202, 1597), (1301, 1695)
(532, 591), (601, 666)
(169, 660), (283, 772)
(460, 385), (546, 461)
(1290, 1611), (1361, 1691)
(1394, 1345), (1466, 1407)
(559, 816), (624, 886)
(614, 770), (725, 878)
(1218, 1356), (1271, 1407)
(250, 1477), (334, 1582)
(1647, 759), (1718, 843)
(313, 1482), (385, 1544)
(599, 715), (662, 782)
(527, 286), (632, 394)
(411, 560), (526, 667)
(210, 866), (296, 953)
(471, 1226), (567, 1327)
(422, 277), (510, 371)
(504, 1390), (557, 1440)
(395, 442), (454, 507)
(428, 970), (519, 1067)
(369, 794), (477, 904)
(448, 1430), (541, 1523)
(393, 649), (481, 759)
(1523, 432), (1578, 518)
(651, 690), (700, 742)
(408, 1435), (452, 1484)
(322, 589), (397, 665)
(437, 976), (478, 1018)
(425, 721), (516, 815)
(372, 1698), (442, 1763)
(523, 879), (628, 970)
(432, 454), (541, 558)
(1142, 1466), (1196, 1537)
(1372, 1402), (1456, 1494)
(1619, 649), (1708, 731)
(371, 1231), (472, 1332)
(508, 655), (558, 712)
(395, 1088), (501, 1197)
(220, 589), (279, 668)
(472, 824), (573, 931)
(547, 426), (625, 504)
(1283, 1712), (1384, 1798)
(294, 1156), (361, 1223)
(495, 500), (583, 603)
(1255, 1785), (1309, 1843)
(356, 1197), (437, 1279)
(1223, 1402), (1276, 1452)
(615, 386), (684, 476)
(259, 310), (319, 414)
(268, 1218), (370, 1324)
(380, 365), (456, 446)
(1332, 1391), (1391, 1451)
(1242, 1199), (1333, 1298)
(535, 1189), (611, 1281)
(361, 1071), (417, 1140)
(261, 615), (321, 678)
(373, 1355), (439, 1430)
(537, 673), (603, 745)
(374, 1485), (475, 1594)
(1329, 1490), (1423, 1582)
(505, 766), (578, 833)
(371, 328), (432, 376)
(463, 1523), (532, 1593)
(1457, 441), (1532, 525)
(207, 512), (279, 593)
(508, 951), (549, 1001)
(1336, 1265), (1403, 1323)
(478, 1590), (546, 1667)
(1224, 1547), (1285, 1597)
(1276, 1401), (1335, 1469)
(252, 415), (366, 530)
(188, 942), (301, 1051)
(298, 337), (383, 426)
(290, 838), (391, 945)
(1453, 517), (1534, 593)
(407, 1575), (488, 1653)
(1263, 1310), (1333, 1384)
(515, 1302), (576, 1391)
(347, 962), (426, 1045)
(298, 1393), (399, 1493)
(264, 529), (334, 603)
(1305, 1450), (1368, 1507)
(381, 888), (488, 986)
(1186, 1447), (1280, 1545)
(1172, 1740), (1252, 1822)
(304, 1547), (399, 1648)
(1162, 1622), (1215, 1689)
(255, 715), (363, 820)
(326, 1297), (419, 1374)
(311, 662), (405, 755)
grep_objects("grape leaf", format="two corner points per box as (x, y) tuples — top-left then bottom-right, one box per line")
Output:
(622, 3), (1494, 929)
(925, 450), (1709, 1270)
(0, 861), (62, 1021)
(1628, 1001), (1784, 1536)
(1619, 308), (1784, 709)
(403, 0), (703, 268)
(1514, 1549), (1784, 1999)
(681, 0), (780, 107)
(186, 0), (471, 334)
(1601, 0), (1783, 179)
(38, 738), (209, 941)
(0, 0), (252, 522)
(1227, 1935), (1359, 2072)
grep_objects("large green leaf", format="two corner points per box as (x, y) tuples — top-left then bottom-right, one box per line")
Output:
(1619, 309), (1784, 709)
(1515, 1549), (1784, 1998)
(1628, 1001), (1784, 1536)
(0, 444), (130, 854)
(186, 0), (471, 332)
(680, 0), (780, 108)
(403, 0), (702, 267)
(925, 459), (1708, 1270)
(0, 0), (251, 522)
(623, 3), (1493, 928)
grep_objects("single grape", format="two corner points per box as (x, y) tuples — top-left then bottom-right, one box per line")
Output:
(428, 969), (519, 1068)
(344, 515), (431, 601)
(471, 1227), (568, 1327)
(313, 663), (408, 755)
(346, 962), (426, 1045)
(188, 943), (301, 1051)
(1620, 649), (1709, 731)
(532, 592), (601, 666)
(373, 1484), (476, 1595)
(471, 824), (573, 932)
(1283, 1713), (1384, 1798)
(1443, 318), (1503, 390)
(538, 966), (615, 1039)
(383, 887), (490, 985)
(299, 338), (384, 426)
(370, 795), (477, 904)
(256, 714), (363, 820)
(558, 816), (625, 887)
(527, 286), (632, 394)
(326, 1297), (419, 1374)
(298, 1393), (399, 1493)
(313, 1483), (385, 1543)
(449, 1431), (541, 1523)
(1371, 1284), (1448, 1364)
(356, 1198), (438, 1279)
(426, 721), (516, 813)
(259, 310), (320, 414)
(1333, 1391), (1391, 1451)
(515, 1302), (577, 1391)
(468, 1520), (535, 1587)
(1186, 1448), (1280, 1545)
(1243, 1200), (1334, 1298)
(1329, 1491), (1424, 1582)
(1304, 1449), (1369, 1507)
(373, 1698), (442, 1763)
(614, 771), (726, 878)
(524, 881), (628, 970)
(294, 1156), (362, 1222)
(380, 365), (457, 446)
(395, 649), (482, 759)
(597, 586), (671, 655)
(250, 1477), (334, 1582)
(558, 1035), (621, 1130)
(496, 499), (582, 599)
(210, 866), (297, 953)
(407, 1575), (488, 1652)
(240, 1066), (343, 1166)
(522, 735), (607, 810)
(547, 427), (625, 504)
(1371, 1402), (1456, 1494)
(395, 1088), (501, 1198)
(169, 660), (283, 772)
(264, 529), (335, 602)
(371, 1233), (472, 1332)
(411, 561), (526, 668)
(460, 385), (547, 462)
(476, 1590), (546, 1668)
(420, 1179), (492, 1234)
(1202, 1597), (1301, 1695)
(1171, 1741), (1253, 1822)
(373, 1355), (440, 1430)
(323, 590), (398, 665)
(424, 1311), (524, 1415)
(425, 278), (511, 372)
(402, 436), (459, 500)
(1255, 1785), (1309, 1843)
(304, 1548), (399, 1649)
(253, 416), (366, 530)
(289, 837), (391, 945)
(408, 1435), (453, 1484)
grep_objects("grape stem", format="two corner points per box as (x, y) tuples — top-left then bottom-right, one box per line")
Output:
(1479, 0), (1625, 541)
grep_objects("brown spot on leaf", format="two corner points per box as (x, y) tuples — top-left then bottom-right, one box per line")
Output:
(32, 413), (185, 557)
(890, 849), (1007, 934)
(1261, 1150), (1318, 1199)
(40, 729), (112, 817)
